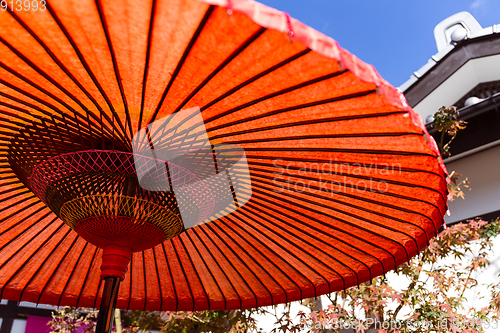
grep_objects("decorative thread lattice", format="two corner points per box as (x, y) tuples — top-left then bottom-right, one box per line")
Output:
(60, 195), (183, 238)
(29, 150), (216, 230)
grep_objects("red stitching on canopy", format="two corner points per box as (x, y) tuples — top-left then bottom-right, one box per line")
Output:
(285, 13), (294, 42)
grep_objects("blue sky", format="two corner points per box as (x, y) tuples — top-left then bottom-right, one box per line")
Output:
(258, 0), (500, 88)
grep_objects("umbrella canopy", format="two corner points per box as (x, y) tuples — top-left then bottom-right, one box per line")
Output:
(0, 0), (447, 312)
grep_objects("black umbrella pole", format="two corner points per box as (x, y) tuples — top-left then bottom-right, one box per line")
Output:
(96, 244), (132, 333)
(96, 277), (121, 333)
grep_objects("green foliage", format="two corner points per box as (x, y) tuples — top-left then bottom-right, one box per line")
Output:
(432, 106), (467, 158)
(160, 309), (266, 333)
(291, 219), (500, 333)
(49, 307), (96, 333)
(50, 307), (268, 333)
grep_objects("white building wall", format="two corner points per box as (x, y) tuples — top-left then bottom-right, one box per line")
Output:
(445, 144), (500, 223)
(10, 320), (26, 333)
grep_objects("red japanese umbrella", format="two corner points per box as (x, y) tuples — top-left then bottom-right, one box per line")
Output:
(0, 0), (448, 331)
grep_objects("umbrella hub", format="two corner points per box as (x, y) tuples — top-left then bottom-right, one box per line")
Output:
(75, 215), (168, 253)
(24, 149), (187, 251)
(100, 244), (133, 280)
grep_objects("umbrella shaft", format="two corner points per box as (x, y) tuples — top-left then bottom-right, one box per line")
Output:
(96, 277), (121, 333)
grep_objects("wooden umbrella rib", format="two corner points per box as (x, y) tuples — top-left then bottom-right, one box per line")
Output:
(246, 194), (378, 282)
(208, 110), (409, 140)
(6, 10), (106, 114)
(259, 174), (441, 236)
(244, 147), (439, 158)
(249, 171), (435, 242)
(223, 132), (423, 145)
(94, 0), (133, 141)
(0, 118), (28, 131)
(200, 48), (311, 112)
(196, 224), (262, 309)
(151, 108), (406, 149)
(178, 234), (214, 310)
(0, 107), (38, 124)
(222, 214), (310, 302)
(190, 227), (245, 309)
(45, 3), (131, 149)
(248, 167), (437, 241)
(57, 238), (89, 307)
(149, 26), (269, 147)
(174, 27), (267, 114)
(170, 239), (197, 311)
(146, 77), (370, 147)
(238, 206), (348, 292)
(257, 179), (422, 255)
(151, 246), (164, 311)
(0, 96), (94, 137)
(0, 185), (32, 198)
(183, 231), (226, 310)
(0, 175), (18, 181)
(250, 184), (414, 261)
(0, 61), (84, 115)
(36, 233), (80, 304)
(246, 157), (448, 209)
(244, 200), (364, 287)
(0, 215), (60, 300)
(0, 70), (119, 148)
(149, 5), (216, 125)
(0, 48), (128, 147)
(0, 36), (87, 113)
(0, 205), (49, 241)
(0, 78), (70, 115)
(2, 110), (127, 157)
(141, 252), (148, 311)
(138, 0), (157, 131)
(235, 208), (334, 294)
(0, 92), (61, 122)
(44, 4), (108, 115)
(19, 227), (73, 302)
(206, 221), (285, 306)
(160, 242), (179, 311)
(248, 162), (443, 208)
(203, 69), (351, 125)
(224, 215), (314, 303)
(49, 114), (77, 152)
(249, 188), (394, 271)
(0, 171), (15, 175)
(74, 246), (98, 308)
(0, 180), (27, 191)
(245, 193), (388, 276)
(0, 193), (36, 216)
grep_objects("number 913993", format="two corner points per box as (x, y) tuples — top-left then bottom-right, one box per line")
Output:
(1, 0), (47, 11)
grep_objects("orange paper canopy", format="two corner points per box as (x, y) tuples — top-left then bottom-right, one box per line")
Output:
(0, 0), (447, 311)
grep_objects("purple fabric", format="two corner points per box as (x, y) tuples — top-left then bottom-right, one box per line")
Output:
(26, 315), (89, 333)
(26, 315), (51, 333)
(76, 324), (89, 333)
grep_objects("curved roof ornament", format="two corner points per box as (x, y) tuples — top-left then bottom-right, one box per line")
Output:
(434, 12), (482, 51)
